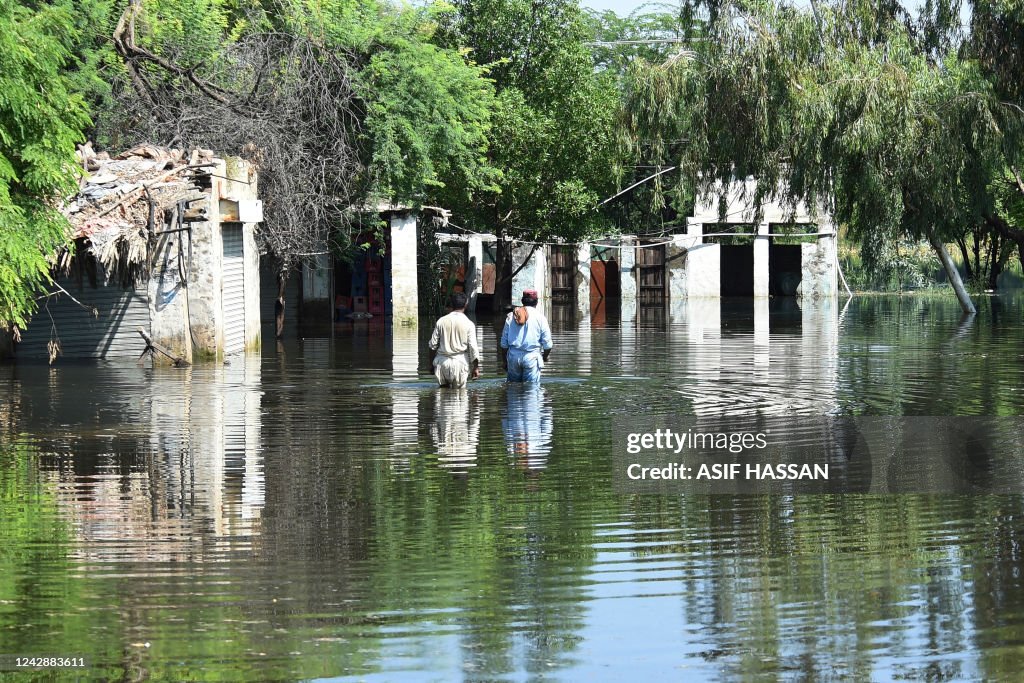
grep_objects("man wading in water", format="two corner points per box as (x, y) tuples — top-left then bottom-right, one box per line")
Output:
(429, 293), (481, 388)
(501, 289), (553, 382)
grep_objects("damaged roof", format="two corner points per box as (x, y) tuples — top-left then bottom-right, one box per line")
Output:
(61, 143), (217, 277)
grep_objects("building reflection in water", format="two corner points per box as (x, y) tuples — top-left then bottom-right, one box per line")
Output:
(389, 323), (421, 471)
(28, 354), (266, 563)
(502, 383), (554, 471)
(665, 296), (840, 416)
(430, 388), (481, 474)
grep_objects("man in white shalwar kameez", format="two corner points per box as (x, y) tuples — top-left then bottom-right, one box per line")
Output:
(429, 293), (481, 388)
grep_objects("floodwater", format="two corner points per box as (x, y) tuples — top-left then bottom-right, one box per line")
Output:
(2, 294), (1024, 681)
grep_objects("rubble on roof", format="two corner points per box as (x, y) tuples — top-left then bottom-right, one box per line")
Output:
(61, 143), (217, 280)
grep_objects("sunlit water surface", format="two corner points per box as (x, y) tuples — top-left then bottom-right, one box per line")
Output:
(2, 295), (1024, 681)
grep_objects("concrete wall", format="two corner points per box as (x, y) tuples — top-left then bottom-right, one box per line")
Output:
(466, 236), (483, 313)
(152, 156), (262, 362)
(692, 178), (825, 225)
(512, 242), (546, 304)
(575, 242), (591, 317)
(184, 160), (226, 359)
(676, 224), (720, 297)
(800, 235), (839, 299)
(149, 224), (193, 363)
(390, 213), (418, 324)
(689, 181), (837, 300)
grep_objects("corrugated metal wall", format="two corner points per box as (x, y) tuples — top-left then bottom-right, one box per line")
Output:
(18, 270), (151, 360)
(222, 225), (245, 355)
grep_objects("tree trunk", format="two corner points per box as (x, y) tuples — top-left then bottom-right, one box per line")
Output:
(926, 226), (976, 315)
(982, 212), (1024, 287)
(492, 238), (544, 313)
(492, 235), (512, 312)
(987, 233), (1000, 290)
(955, 236), (973, 282)
(275, 269), (288, 339)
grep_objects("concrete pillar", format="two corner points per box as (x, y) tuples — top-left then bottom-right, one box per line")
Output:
(466, 236), (483, 313)
(823, 228), (839, 296)
(619, 236), (636, 323)
(667, 233), (699, 307)
(512, 243), (546, 304)
(619, 236), (637, 302)
(187, 159), (225, 359)
(575, 242), (591, 318)
(800, 227), (838, 299)
(754, 221), (770, 298)
(390, 213), (418, 324)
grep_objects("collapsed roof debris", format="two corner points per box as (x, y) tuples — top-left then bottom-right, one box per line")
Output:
(61, 143), (217, 283)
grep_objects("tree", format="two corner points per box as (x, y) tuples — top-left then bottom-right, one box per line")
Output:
(966, 0), (1024, 277)
(436, 0), (623, 310)
(586, 4), (704, 236)
(621, 0), (1023, 314)
(0, 0), (91, 331)
(100, 0), (497, 334)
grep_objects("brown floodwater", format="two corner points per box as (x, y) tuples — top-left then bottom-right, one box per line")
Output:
(2, 294), (1024, 681)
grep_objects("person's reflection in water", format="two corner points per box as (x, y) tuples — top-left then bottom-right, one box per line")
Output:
(430, 388), (481, 475)
(502, 383), (553, 472)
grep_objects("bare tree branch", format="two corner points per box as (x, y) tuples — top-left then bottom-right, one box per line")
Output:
(107, 3), (366, 273)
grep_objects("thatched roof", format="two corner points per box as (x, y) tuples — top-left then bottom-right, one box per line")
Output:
(60, 143), (216, 278)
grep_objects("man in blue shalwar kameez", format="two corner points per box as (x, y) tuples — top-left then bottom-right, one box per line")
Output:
(500, 289), (553, 383)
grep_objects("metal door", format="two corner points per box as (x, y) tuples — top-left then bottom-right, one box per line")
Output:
(222, 225), (245, 355)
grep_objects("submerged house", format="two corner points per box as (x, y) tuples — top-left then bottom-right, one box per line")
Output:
(265, 204), (450, 332)
(435, 179), (839, 320)
(15, 144), (262, 363)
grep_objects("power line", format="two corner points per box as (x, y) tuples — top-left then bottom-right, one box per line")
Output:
(584, 38), (691, 46)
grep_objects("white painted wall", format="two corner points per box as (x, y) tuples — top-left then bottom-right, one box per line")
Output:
(390, 213), (419, 324)
(512, 242), (546, 304)
(576, 242), (591, 317)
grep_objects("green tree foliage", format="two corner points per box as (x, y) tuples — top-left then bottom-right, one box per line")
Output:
(98, 0), (497, 269)
(586, 3), (699, 77)
(435, 0), (624, 307)
(587, 5), (701, 235)
(621, 0), (1023, 310)
(0, 0), (91, 330)
(247, 0), (500, 204)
